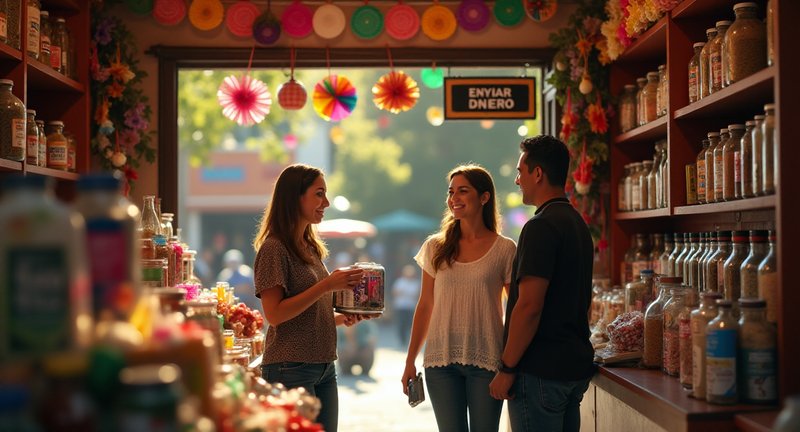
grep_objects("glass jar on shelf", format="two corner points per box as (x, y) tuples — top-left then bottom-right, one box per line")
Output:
(657, 64), (668, 117)
(25, 109), (38, 166)
(757, 230), (777, 324)
(761, 104), (775, 195)
(625, 269), (654, 313)
(619, 84), (638, 133)
(723, 124), (745, 201)
(659, 233), (674, 278)
(25, 0), (40, 60)
(696, 232), (715, 292)
(50, 17), (67, 73)
(181, 250), (203, 286)
(618, 163), (630, 212)
(700, 27), (718, 99)
(0, 79), (26, 162)
(39, 10), (50, 66)
(709, 21), (732, 94)
(704, 132), (720, 203)
(639, 160), (653, 210)
(629, 162), (643, 211)
(678, 291), (696, 388)
(649, 234), (664, 276)
(705, 230), (732, 293)
(751, 114), (765, 196)
(663, 284), (688, 376)
(685, 232), (703, 301)
(674, 233), (691, 279)
(713, 128), (730, 203)
(643, 276), (680, 369)
(688, 43), (705, 104)
(690, 291), (723, 400)
(724, 2), (766, 86)
(667, 232), (684, 278)
(723, 230), (750, 315)
(740, 230), (768, 299)
(647, 151), (660, 210)
(642, 72), (659, 124)
(160, 212), (175, 239)
(139, 195), (162, 240)
(696, 138), (709, 203)
(740, 121), (755, 199)
(636, 77), (647, 127)
(36, 119), (47, 166)
(737, 298), (777, 404)
(658, 141), (669, 208)
(706, 299), (739, 404)
(631, 233), (651, 278)
(45, 121), (68, 170)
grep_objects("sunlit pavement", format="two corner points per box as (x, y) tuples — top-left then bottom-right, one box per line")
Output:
(336, 324), (438, 432)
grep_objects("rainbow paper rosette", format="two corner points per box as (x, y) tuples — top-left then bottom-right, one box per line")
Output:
(372, 71), (420, 114)
(312, 75), (357, 122)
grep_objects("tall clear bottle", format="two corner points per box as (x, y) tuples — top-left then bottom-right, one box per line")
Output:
(675, 233), (692, 279)
(691, 291), (723, 399)
(50, 17), (66, 73)
(688, 43), (705, 104)
(619, 84), (638, 133)
(696, 139), (709, 204)
(751, 115), (764, 197)
(737, 298), (777, 404)
(658, 141), (669, 208)
(656, 64), (668, 118)
(697, 232), (716, 292)
(644, 276), (681, 369)
(723, 230), (750, 316)
(649, 233), (665, 276)
(0, 175), (92, 359)
(705, 230), (732, 293)
(740, 121), (755, 199)
(708, 21), (732, 94)
(0, 79), (26, 162)
(761, 104), (776, 195)
(723, 124), (745, 201)
(636, 77), (647, 126)
(659, 233), (674, 277)
(75, 173), (141, 324)
(706, 299), (738, 404)
(757, 230), (778, 325)
(739, 230), (768, 299)
(685, 232), (703, 301)
(667, 232), (685, 278)
(700, 27), (718, 98)
(647, 150), (661, 210)
(639, 160), (653, 210)
(705, 132), (720, 203)
(713, 128), (730, 203)
(618, 164), (630, 212)
(139, 195), (162, 240)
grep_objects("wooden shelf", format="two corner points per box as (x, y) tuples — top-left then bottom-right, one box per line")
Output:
(0, 43), (23, 62)
(26, 59), (84, 93)
(614, 208), (671, 220)
(734, 411), (779, 432)
(0, 158), (23, 172)
(673, 195), (775, 215)
(614, 116), (668, 145)
(43, 0), (81, 14)
(594, 367), (777, 432)
(674, 67), (775, 120)
(26, 165), (79, 180)
(618, 17), (667, 64)
(672, 0), (739, 19)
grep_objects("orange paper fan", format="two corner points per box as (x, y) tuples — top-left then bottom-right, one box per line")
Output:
(372, 71), (420, 114)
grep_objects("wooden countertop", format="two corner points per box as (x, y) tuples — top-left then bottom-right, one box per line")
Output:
(593, 366), (777, 432)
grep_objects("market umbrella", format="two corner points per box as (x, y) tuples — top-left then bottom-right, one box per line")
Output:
(317, 218), (378, 238)
(371, 209), (438, 233)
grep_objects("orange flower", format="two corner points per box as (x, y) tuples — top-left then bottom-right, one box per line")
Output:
(107, 81), (125, 98)
(108, 62), (135, 83)
(585, 94), (608, 134)
(94, 98), (109, 124)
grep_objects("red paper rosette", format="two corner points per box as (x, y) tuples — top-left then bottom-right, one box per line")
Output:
(153, 0), (187, 26)
(385, 3), (420, 40)
(372, 71), (420, 114)
(282, 0), (314, 38)
(226, 1), (260, 37)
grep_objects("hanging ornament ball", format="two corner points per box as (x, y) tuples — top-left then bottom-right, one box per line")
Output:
(555, 60), (567, 71)
(111, 151), (127, 168)
(421, 68), (444, 89)
(579, 77), (593, 94)
(426, 106), (444, 126)
(575, 181), (591, 195)
(278, 79), (308, 110)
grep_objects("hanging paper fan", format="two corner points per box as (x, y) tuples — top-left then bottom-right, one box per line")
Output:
(385, 3), (420, 40)
(494, 0), (524, 27)
(312, 75), (357, 122)
(282, 0), (314, 38)
(226, 1), (260, 37)
(188, 0), (224, 31)
(457, 0), (490, 32)
(421, 4), (457, 41)
(278, 48), (307, 110)
(524, 0), (557, 22)
(372, 71), (420, 114)
(351, 4), (383, 40)
(312, 3), (346, 39)
(153, 0), (186, 26)
(217, 75), (272, 126)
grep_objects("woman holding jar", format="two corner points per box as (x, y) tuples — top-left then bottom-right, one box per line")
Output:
(401, 164), (516, 432)
(253, 163), (368, 432)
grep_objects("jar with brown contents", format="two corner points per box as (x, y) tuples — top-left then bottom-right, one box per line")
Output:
(678, 290), (698, 388)
(713, 128), (729, 203)
(723, 124), (745, 201)
(724, 2), (766, 86)
(737, 298), (777, 404)
(688, 43), (705, 104)
(709, 21), (732, 94)
(643, 276), (680, 369)
(635, 77), (647, 127)
(691, 291), (723, 399)
(757, 231), (777, 324)
(700, 28), (718, 99)
(740, 230), (769, 299)
(705, 230), (732, 293)
(663, 284), (688, 376)
(723, 231), (750, 316)
(642, 72), (659, 124)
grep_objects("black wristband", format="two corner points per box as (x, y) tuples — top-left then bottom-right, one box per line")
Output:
(499, 361), (518, 374)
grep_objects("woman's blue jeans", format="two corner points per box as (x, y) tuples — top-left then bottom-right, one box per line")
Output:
(262, 361), (339, 432)
(425, 364), (503, 432)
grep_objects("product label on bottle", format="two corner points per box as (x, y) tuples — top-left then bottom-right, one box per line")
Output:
(631, 183), (640, 209)
(47, 139), (67, 168)
(686, 164), (697, 205)
(710, 52), (723, 90)
(86, 220), (132, 319)
(67, 146), (75, 171)
(50, 45), (62, 70)
(27, 6), (40, 56)
(0, 14), (7, 40)
(692, 343), (706, 397)
(741, 349), (777, 402)
(38, 136), (47, 166)
(26, 134), (38, 164)
(734, 151), (741, 183)
(41, 35), (50, 56)
(758, 273), (778, 323)
(4, 247), (69, 356)
(11, 118), (25, 150)
(697, 159), (706, 198)
(689, 66), (699, 102)
(706, 329), (737, 399)
(714, 153), (724, 196)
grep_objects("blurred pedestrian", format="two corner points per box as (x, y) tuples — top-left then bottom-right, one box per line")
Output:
(218, 248), (258, 311)
(402, 164), (516, 432)
(392, 264), (420, 347)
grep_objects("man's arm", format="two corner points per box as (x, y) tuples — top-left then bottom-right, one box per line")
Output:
(501, 275), (549, 368)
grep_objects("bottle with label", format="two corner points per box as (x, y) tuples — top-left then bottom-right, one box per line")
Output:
(35, 119), (46, 167)
(26, 0), (40, 59)
(635, 77), (647, 127)
(0, 79), (26, 162)
(659, 233), (674, 277)
(75, 173), (141, 323)
(751, 114), (764, 197)
(691, 291), (723, 399)
(713, 128), (729, 202)
(708, 21), (732, 94)
(723, 124), (745, 201)
(757, 230), (777, 324)
(667, 232), (685, 278)
(740, 230), (768, 299)
(25, 109), (37, 166)
(0, 0), (7, 44)
(700, 28), (718, 99)
(39, 10), (50, 65)
(762, 104), (776, 195)
(737, 298), (776, 404)
(50, 17), (66, 73)
(629, 162), (642, 211)
(649, 233), (664, 275)
(139, 195), (162, 240)
(643, 276), (680, 369)
(663, 284), (688, 376)
(724, 2), (766, 86)
(642, 72), (659, 124)
(46, 121), (68, 170)
(740, 121), (755, 199)
(696, 139), (709, 203)
(706, 299), (738, 404)
(723, 231), (750, 316)
(688, 43), (705, 104)
(705, 132), (720, 203)
(656, 64), (667, 117)
(0, 175), (91, 359)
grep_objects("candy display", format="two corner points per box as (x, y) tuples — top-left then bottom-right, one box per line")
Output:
(334, 262), (385, 315)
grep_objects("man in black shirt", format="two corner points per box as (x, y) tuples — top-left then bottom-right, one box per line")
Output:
(489, 135), (595, 431)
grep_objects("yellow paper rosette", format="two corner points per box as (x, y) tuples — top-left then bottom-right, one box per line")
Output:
(188, 0), (224, 31)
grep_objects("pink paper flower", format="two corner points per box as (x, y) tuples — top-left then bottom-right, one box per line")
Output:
(217, 75), (272, 126)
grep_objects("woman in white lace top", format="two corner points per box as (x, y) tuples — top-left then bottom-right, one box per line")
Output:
(401, 164), (516, 432)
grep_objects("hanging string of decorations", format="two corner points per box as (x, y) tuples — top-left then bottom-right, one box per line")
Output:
(217, 45), (273, 126)
(312, 47), (358, 122)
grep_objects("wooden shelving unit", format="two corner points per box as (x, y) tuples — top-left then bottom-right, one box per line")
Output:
(614, 116), (668, 145)
(0, 0), (89, 183)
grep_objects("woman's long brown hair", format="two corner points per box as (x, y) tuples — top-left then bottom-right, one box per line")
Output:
(429, 164), (501, 270)
(252, 164), (328, 263)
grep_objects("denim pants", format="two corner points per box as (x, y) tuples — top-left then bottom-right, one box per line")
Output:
(425, 364), (504, 432)
(508, 373), (591, 432)
(262, 361), (339, 432)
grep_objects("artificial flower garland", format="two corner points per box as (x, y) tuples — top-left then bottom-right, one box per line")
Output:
(90, 3), (156, 194)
